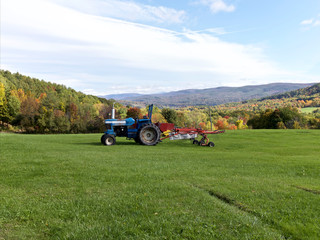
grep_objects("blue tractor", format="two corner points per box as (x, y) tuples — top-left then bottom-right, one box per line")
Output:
(101, 104), (161, 146)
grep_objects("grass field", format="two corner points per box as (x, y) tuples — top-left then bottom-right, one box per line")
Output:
(300, 107), (320, 114)
(0, 130), (319, 239)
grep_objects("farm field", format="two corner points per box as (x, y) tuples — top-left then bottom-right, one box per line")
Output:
(300, 107), (320, 114)
(0, 130), (319, 239)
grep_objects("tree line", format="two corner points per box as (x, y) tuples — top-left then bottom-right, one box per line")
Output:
(0, 70), (120, 133)
(1, 70), (319, 133)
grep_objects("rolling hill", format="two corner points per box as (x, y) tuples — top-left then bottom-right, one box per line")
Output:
(260, 82), (320, 100)
(112, 83), (313, 107)
(0, 70), (116, 133)
(215, 82), (320, 112)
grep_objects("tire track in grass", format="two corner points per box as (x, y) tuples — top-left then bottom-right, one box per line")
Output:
(192, 185), (300, 240)
(294, 186), (320, 195)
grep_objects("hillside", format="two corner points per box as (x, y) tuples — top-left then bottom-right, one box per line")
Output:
(260, 82), (320, 100)
(0, 70), (117, 133)
(117, 83), (313, 107)
(214, 82), (320, 112)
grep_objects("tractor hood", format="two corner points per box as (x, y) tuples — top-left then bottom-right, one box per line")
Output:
(105, 117), (135, 126)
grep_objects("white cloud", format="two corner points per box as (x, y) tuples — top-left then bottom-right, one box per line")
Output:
(2, 0), (314, 95)
(300, 19), (313, 25)
(49, 0), (186, 24)
(300, 14), (320, 28)
(2, 0), (272, 73)
(197, 0), (235, 13)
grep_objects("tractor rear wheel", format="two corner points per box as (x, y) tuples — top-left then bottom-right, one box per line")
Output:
(138, 124), (161, 146)
(101, 134), (116, 146)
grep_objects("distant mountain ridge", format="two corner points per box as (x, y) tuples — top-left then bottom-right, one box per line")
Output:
(107, 83), (314, 107)
(101, 93), (144, 100)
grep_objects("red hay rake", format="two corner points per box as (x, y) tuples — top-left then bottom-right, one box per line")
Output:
(160, 128), (225, 147)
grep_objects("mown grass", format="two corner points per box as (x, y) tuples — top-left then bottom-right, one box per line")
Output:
(0, 130), (319, 239)
(300, 107), (320, 114)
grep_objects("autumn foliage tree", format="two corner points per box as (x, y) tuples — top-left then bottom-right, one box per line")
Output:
(0, 82), (10, 124)
(0, 70), (116, 133)
(247, 107), (305, 129)
(126, 107), (141, 119)
(19, 95), (40, 132)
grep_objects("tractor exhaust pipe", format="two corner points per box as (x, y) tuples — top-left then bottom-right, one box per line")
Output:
(111, 103), (115, 119)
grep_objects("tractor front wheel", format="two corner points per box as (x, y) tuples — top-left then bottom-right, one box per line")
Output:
(101, 134), (116, 146)
(208, 142), (215, 147)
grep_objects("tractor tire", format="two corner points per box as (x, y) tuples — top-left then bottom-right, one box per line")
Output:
(208, 142), (215, 147)
(101, 134), (116, 146)
(138, 123), (161, 146)
(193, 140), (199, 145)
(134, 137), (141, 144)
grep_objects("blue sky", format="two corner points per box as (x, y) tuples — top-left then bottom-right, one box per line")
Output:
(1, 0), (320, 95)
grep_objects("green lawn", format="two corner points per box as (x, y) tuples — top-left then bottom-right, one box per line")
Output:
(300, 107), (320, 114)
(0, 130), (319, 239)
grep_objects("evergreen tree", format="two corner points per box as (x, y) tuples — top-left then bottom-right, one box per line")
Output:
(161, 108), (177, 124)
